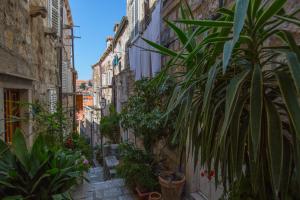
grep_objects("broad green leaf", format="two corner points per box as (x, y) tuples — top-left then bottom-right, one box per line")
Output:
(280, 140), (292, 199)
(3, 196), (23, 200)
(223, 0), (249, 73)
(293, 134), (300, 195)
(218, 8), (234, 17)
(280, 31), (300, 57)
(11, 129), (29, 171)
(277, 73), (300, 140)
(0, 137), (8, 155)
(255, 0), (287, 30)
(286, 52), (300, 94)
(276, 15), (300, 26)
(230, 95), (247, 178)
(30, 173), (51, 193)
(142, 38), (184, 58)
(165, 20), (194, 52)
(202, 63), (218, 114)
(176, 19), (234, 27)
(250, 64), (263, 161)
(220, 70), (250, 142)
(265, 98), (283, 195)
(223, 41), (234, 73)
(251, 0), (262, 19)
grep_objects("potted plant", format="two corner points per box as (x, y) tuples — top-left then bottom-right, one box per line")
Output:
(148, 192), (162, 200)
(117, 143), (160, 200)
(158, 172), (185, 200)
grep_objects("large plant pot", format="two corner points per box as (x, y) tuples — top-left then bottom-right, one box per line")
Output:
(136, 187), (151, 200)
(148, 192), (161, 200)
(159, 173), (186, 200)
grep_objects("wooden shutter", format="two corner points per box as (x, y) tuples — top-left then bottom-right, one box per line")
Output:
(4, 89), (20, 144)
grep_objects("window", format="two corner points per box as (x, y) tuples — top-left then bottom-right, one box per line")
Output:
(47, 0), (61, 35)
(107, 70), (113, 86)
(4, 89), (21, 143)
(102, 73), (107, 87)
(131, 0), (139, 38)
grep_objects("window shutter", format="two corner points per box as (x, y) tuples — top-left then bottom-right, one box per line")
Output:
(134, 0), (139, 36)
(51, 0), (61, 35)
(108, 70), (112, 86)
(47, 0), (52, 28)
(62, 61), (68, 93)
(102, 73), (107, 87)
(144, 0), (150, 26)
(49, 89), (57, 113)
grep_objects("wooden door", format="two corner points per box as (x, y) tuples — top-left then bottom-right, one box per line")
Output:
(4, 89), (21, 143)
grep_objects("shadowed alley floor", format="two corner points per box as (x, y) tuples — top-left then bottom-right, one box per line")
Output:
(71, 163), (135, 200)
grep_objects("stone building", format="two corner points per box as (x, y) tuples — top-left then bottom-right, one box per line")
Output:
(0, 0), (75, 146)
(90, 0), (300, 199)
(88, 37), (114, 146)
(111, 17), (136, 143)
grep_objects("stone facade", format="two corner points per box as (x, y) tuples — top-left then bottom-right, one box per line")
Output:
(0, 0), (75, 145)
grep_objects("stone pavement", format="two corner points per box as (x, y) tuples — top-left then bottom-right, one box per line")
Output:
(72, 165), (135, 200)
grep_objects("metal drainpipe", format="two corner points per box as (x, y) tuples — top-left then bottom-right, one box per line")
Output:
(58, 0), (64, 141)
(71, 27), (76, 133)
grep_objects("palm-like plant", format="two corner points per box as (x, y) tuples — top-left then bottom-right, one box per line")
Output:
(144, 0), (300, 198)
(0, 130), (87, 199)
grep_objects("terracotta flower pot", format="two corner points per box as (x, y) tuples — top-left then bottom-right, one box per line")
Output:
(136, 187), (151, 200)
(148, 192), (161, 200)
(159, 173), (186, 200)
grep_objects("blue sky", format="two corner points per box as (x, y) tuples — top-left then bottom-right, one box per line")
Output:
(69, 0), (126, 80)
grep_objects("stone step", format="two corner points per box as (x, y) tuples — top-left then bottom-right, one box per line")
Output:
(190, 192), (208, 200)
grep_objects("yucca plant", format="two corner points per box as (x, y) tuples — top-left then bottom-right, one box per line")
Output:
(144, 0), (300, 199)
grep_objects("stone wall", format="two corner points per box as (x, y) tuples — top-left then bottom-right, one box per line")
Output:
(0, 0), (59, 105)
(0, 0), (76, 144)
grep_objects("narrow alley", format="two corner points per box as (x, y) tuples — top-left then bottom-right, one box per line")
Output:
(72, 162), (135, 200)
(1, 0), (300, 200)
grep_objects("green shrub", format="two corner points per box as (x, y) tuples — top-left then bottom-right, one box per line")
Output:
(0, 130), (88, 199)
(100, 106), (120, 144)
(120, 78), (175, 152)
(68, 133), (93, 162)
(116, 143), (159, 192)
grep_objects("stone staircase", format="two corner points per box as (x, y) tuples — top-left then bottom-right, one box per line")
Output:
(72, 165), (135, 200)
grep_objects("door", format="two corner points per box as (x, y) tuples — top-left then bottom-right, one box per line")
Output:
(4, 89), (21, 143)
